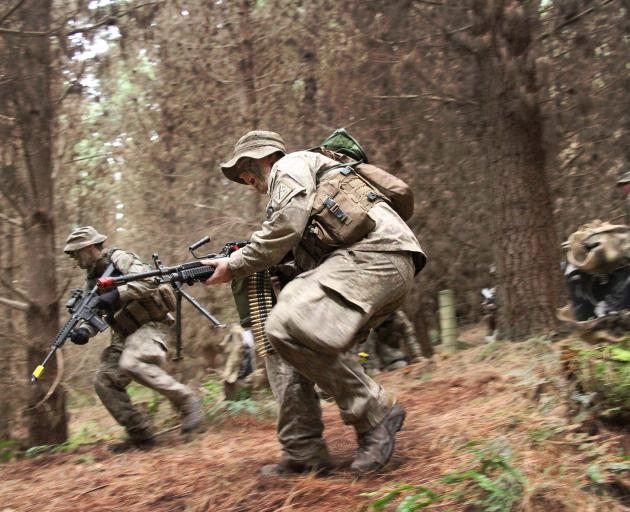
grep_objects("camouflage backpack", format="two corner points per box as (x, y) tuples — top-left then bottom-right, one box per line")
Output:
(567, 220), (630, 274)
(311, 128), (415, 221)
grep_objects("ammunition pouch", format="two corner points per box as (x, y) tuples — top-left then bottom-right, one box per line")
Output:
(298, 167), (384, 265)
(108, 284), (176, 337)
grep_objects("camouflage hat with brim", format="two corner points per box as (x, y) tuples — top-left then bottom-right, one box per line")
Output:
(63, 226), (107, 253)
(220, 130), (286, 184)
(616, 171), (630, 185)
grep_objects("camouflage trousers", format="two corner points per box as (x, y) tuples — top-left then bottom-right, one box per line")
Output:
(265, 249), (416, 465)
(94, 321), (196, 441)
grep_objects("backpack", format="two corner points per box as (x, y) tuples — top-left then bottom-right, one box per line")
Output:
(567, 220), (630, 274)
(310, 128), (415, 221)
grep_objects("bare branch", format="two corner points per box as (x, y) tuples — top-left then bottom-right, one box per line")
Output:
(0, 275), (34, 306)
(0, 27), (46, 36)
(0, 295), (28, 312)
(540, 0), (615, 41)
(64, 1), (163, 36)
(0, 0), (27, 26)
(0, 212), (22, 227)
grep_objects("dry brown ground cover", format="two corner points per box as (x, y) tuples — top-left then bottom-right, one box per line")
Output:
(1, 332), (628, 512)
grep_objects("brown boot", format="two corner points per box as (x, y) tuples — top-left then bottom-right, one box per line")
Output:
(108, 437), (155, 454)
(351, 403), (406, 476)
(260, 458), (332, 477)
(180, 396), (203, 434)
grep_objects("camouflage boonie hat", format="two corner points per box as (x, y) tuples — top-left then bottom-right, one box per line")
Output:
(63, 226), (107, 253)
(220, 131), (286, 184)
(616, 172), (630, 185)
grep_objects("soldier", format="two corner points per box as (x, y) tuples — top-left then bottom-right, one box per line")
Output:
(220, 324), (256, 400)
(63, 226), (202, 452)
(203, 131), (425, 477)
(362, 309), (422, 372)
(616, 171), (630, 222)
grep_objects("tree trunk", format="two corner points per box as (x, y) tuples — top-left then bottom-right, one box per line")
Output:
(8, 0), (67, 445)
(0, 222), (16, 439)
(474, 0), (560, 339)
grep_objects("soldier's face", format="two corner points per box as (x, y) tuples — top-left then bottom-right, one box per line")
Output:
(69, 246), (98, 269)
(618, 183), (630, 199)
(240, 172), (267, 194)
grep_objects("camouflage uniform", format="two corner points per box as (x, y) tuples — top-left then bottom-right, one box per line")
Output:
(220, 135), (425, 471)
(64, 228), (201, 443)
(363, 309), (421, 371)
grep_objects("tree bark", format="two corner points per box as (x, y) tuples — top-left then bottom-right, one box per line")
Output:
(5, 0), (67, 445)
(473, 0), (560, 339)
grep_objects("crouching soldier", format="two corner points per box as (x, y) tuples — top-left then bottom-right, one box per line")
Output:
(362, 310), (422, 372)
(63, 226), (203, 452)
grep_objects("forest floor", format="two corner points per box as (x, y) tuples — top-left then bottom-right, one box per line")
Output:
(1, 325), (629, 512)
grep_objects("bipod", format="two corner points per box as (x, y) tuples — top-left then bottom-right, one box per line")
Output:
(151, 243), (225, 361)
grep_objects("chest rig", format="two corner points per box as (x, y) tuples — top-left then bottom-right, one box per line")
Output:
(89, 248), (175, 336)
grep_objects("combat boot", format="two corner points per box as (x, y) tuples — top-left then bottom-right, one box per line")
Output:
(260, 456), (332, 477)
(351, 403), (406, 477)
(180, 396), (203, 434)
(108, 437), (155, 454)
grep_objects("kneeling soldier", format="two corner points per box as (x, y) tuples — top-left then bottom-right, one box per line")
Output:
(63, 226), (202, 452)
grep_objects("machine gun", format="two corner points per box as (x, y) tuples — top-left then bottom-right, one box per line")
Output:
(31, 263), (115, 383)
(96, 238), (248, 290)
(97, 237), (248, 360)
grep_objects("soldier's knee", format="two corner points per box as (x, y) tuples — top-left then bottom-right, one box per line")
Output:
(118, 351), (138, 375)
(94, 370), (113, 398)
(266, 303), (292, 342)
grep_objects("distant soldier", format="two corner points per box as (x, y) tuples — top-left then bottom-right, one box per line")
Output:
(220, 324), (256, 400)
(615, 171), (630, 222)
(363, 310), (421, 371)
(63, 226), (203, 452)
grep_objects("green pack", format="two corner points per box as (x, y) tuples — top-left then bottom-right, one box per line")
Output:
(320, 128), (369, 164)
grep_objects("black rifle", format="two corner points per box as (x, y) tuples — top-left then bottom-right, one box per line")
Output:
(97, 238), (248, 360)
(31, 263), (115, 383)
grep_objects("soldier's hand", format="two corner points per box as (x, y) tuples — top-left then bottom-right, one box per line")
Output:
(201, 257), (233, 284)
(70, 327), (90, 345)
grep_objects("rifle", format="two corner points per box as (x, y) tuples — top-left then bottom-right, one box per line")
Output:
(31, 263), (115, 383)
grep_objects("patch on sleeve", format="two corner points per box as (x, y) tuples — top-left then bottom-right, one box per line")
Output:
(271, 178), (304, 208)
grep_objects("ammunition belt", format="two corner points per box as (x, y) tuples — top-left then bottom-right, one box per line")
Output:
(247, 270), (275, 357)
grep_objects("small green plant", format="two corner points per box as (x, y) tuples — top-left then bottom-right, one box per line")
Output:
(25, 421), (111, 458)
(0, 439), (18, 463)
(442, 441), (525, 512)
(363, 440), (525, 511)
(362, 484), (443, 511)
(201, 377), (223, 407)
(208, 398), (260, 421)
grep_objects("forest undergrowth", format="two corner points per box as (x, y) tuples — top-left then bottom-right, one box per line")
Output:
(0, 326), (628, 512)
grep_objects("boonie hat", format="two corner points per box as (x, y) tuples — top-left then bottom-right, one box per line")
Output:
(63, 226), (107, 253)
(220, 131), (286, 184)
(616, 171), (630, 186)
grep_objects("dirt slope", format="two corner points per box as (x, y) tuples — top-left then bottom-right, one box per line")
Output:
(1, 337), (628, 512)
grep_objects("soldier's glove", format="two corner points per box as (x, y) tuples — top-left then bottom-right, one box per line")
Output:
(70, 327), (90, 345)
(95, 289), (120, 312)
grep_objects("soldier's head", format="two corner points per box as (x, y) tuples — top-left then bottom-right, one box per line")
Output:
(63, 226), (107, 270)
(220, 131), (285, 193)
(616, 171), (630, 198)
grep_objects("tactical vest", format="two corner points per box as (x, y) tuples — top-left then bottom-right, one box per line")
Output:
(89, 248), (175, 336)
